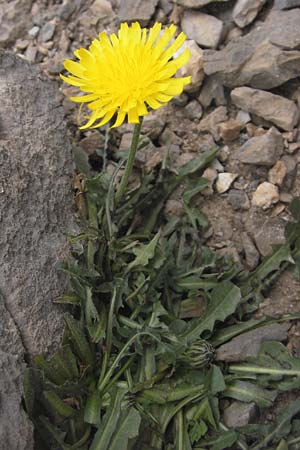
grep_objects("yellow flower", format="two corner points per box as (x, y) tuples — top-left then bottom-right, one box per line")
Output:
(61, 22), (191, 129)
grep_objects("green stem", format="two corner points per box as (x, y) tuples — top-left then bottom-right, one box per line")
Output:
(115, 119), (143, 205)
(97, 330), (160, 393)
(98, 288), (117, 385)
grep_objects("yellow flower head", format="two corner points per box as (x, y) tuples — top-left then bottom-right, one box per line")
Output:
(61, 22), (191, 129)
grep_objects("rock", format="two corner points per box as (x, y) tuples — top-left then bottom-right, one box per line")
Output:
(216, 173), (238, 194)
(80, 131), (105, 156)
(176, 0), (230, 7)
(202, 167), (218, 196)
(184, 100), (203, 121)
(227, 190), (250, 210)
(181, 10), (223, 49)
(236, 110), (251, 124)
(198, 106), (228, 140)
(173, 93), (189, 107)
(237, 127), (284, 166)
(0, 50), (75, 355)
(39, 20), (56, 43)
(90, 0), (113, 19)
(175, 40), (204, 93)
(170, 4), (184, 24)
(271, 203), (286, 217)
(119, 132), (133, 151)
(219, 119), (243, 142)
(223, 402), (257, 428)
(241, 232), (260, 269)
(268, 161), (287, 186)
(0, 51), (75, 448)
(174, 152), (195, 168)
(288, 142), (300, 154)
(159, 0), (173, 15)
(280, 192), (293, 203)
(246, 213), (286, 256)
(24, 44), (37, 63)
(165, 199), (184, 218)
(233, 0), (267, 28)
(15, 38), (29, 50)
(120, 113), (165, 141)
(0, 297), (34, 450)
(252, 182), (279, 209)
(59, 0), (79, 20)
(118, 0), (159, 22)
(274, 0), (300, 9)
(216, 323), (290, 362)
(203, 9), (300, 89)
(28, 25), (39, 38)
(281, 155), (297, 189)
(0, 0), (33, 47)
(231, 87), (299, 131)
(159, 127), (182, 146)
(225, 27), (243, 43)
(0, 353), (34, 450)
(198, 75), (226, 108)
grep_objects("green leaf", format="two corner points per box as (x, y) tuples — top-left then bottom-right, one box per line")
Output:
(125, 230), (161, 274)
(108, 407), (141, 450)
(23, 368), (35, 417)
(36, 416), (68, 450)
(223, 380), (277, 408)
(289, 197), (300, 222)
(189, 419), (208, 444)
(229, 341), (300, 385)
(184, 204), (210, 229)
(197, 430), (238, 450)
(84, 390), (102, 425)
(176, 277), (217, 291)
(90, 388), (126, 450)
(33, 354), (66, 385)
(64, 313), (95, 369)
(183, 178), (209, 204)
(54, 293), (81, 305)
(183, 281), (241, 342)
(43, 390), (77, 418)
(209, 365), (226, 395)
(177, 147), (218, 178)
(251, 400), (300, 450)
(243, 244), (294, 292)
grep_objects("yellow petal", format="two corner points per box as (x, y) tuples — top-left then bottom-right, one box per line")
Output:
(111, 111), (126, 128)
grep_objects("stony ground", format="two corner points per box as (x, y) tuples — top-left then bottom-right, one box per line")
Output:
(2, 0), (300, 431)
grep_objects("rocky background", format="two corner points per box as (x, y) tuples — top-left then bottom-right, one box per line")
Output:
(1, 0), (300, 448)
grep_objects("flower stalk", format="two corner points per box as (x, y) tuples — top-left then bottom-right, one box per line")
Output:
(115, 119), (143, 205)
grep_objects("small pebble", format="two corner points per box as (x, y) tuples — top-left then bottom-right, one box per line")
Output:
(216, 173), (238, 194)
(39, 21), (56, 43)
(252, 182), (279, 209)
(28, 26), (40, 38)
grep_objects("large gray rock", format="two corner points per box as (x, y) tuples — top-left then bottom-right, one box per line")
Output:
(233, 0), (268, 28)
(274, 0), (300, 9)
(181, 10), (223, 49)
(237, 127), (284, 166)
(203, 9), (300, 89)
(216, 323), (290, 362)
(0, 50), (75, 449)
(231, 87), (299, 131)
(0, 296), (34, 450)
(118, 0), (159, 23)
